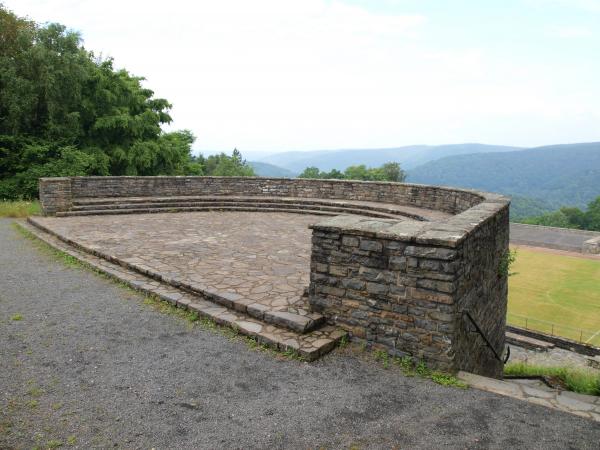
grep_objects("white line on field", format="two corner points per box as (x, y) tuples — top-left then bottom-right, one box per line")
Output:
(585, 328), (600, 344)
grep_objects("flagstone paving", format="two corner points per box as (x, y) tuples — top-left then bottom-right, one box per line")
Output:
(458, 371), (600, 422)
(31, 212), (320, 317)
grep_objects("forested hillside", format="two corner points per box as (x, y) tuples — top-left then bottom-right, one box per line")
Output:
(407, 143), (600, 213)
(249, 162), (296, 178)
(258, 143), (522, 173)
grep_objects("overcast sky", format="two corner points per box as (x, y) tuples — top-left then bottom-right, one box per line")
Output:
(6, 0), (600, 156)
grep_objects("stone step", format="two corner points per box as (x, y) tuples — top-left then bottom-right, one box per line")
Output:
(19, 220), (346, 360)
(56, 205), (404, 220)
(458, 371), (600, 422)
(506, 331), (555, 352)
(28, 216), (326, 335)
(56, 206), (340, 218)
(72, 195), (428, 220)
(67, 201), (404, 219)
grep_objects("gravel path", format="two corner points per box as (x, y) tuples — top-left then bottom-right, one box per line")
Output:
(1, 218), (599, 449)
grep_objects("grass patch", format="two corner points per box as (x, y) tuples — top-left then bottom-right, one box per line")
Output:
(354, 344), (467, 389)
(504, 362), (600, 396)
(0, 200), (41, 218)
(13, 223), (83, 268)
(10, 313), (23, 321)
(508, 246), (600, 346)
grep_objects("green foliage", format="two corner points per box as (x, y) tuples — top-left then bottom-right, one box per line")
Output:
(509, 195), (554, 221)
(373, 349), (390, 368)
(298, 162), (406, 182)
(415, 360), (431, 377)
(0, 6), (207, 199)
(393, 355), (415, 376)
(429, 372), (468, 388)
(519, 196), (600, 231)
(505, 362), (600, 396)
(407, 142), (600, 214)
(196, 148), (255, 177)
(498, 249), (517, 278)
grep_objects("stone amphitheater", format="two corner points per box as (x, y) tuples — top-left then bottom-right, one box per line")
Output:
(29, 176), (510, 378)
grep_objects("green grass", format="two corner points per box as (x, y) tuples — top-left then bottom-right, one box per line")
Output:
(364, 345), (467, 388)
(505, 362), (600, 396)
(508, 246), (600, 346)
(0, 200), (41, 218)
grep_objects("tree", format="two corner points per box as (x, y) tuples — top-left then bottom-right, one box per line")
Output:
(379, 162), (406, 182)
(583, 197), (600, 231)
(344, 165), (370, 180)
(322, 169), (345, 179)
(202, 149), (255, 177)
(297, 162), (407, 182)
(298, 167), (322, 179)
(520, 195), (600, 231)
(0, 5), (198, 199)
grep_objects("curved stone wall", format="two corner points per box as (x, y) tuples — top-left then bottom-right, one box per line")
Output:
(38, 176), (510, 377)
(41, 176), (486, 215)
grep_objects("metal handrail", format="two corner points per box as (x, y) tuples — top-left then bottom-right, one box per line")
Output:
(462, 310), (510, 363)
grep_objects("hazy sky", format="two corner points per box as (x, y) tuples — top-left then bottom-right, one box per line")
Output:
(6, 0), (600, 155)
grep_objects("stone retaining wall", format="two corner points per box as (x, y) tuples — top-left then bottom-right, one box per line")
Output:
(38, 176), (510, 377)
(40, 176), (485, 215)
(309, 197), (509, 377)
(583, 237), (600, 255)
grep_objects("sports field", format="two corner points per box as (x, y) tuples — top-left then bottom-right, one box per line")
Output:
(508, 247), (600, 346)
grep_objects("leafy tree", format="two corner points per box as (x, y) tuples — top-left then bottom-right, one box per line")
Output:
(298, 167), (322, 179)
(207, 148), (255, 177)
(323, 168), (345, 179)
(520, 196), (600, 231)
(379, 162), (406, 182)
(0, 5), (209, 199)
(583, 197), (600, 231)
(298, 162), (407, 182)
(344, 164), (370, 180)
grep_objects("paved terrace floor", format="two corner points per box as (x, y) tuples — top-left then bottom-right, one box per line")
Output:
(1, 218), (599, 449)
(31, 212), (332, 316)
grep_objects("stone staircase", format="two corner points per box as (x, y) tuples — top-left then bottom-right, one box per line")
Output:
(22, 218), (347, 360)
(54, 195), (441, 221)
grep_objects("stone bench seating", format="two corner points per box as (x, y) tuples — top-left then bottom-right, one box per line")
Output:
(57, 195), (452, 221)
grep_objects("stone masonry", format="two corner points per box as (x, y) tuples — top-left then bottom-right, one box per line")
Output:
(38, 176), (510, 377)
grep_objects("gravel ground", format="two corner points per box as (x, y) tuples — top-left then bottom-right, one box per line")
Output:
(1, 218), (599, 450)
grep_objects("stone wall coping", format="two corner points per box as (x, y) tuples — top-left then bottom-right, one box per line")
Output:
(310, 194), (510, 248)
(40, 175), (496, 203)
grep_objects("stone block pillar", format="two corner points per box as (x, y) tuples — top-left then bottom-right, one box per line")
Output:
(39, 177), (72, 215)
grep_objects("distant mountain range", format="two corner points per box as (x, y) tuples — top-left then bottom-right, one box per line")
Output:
(406, 142), (600, 213)
(248, 161), (296, 178)
(256, 143), (522, 173)
(248, 142), (600, 219)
